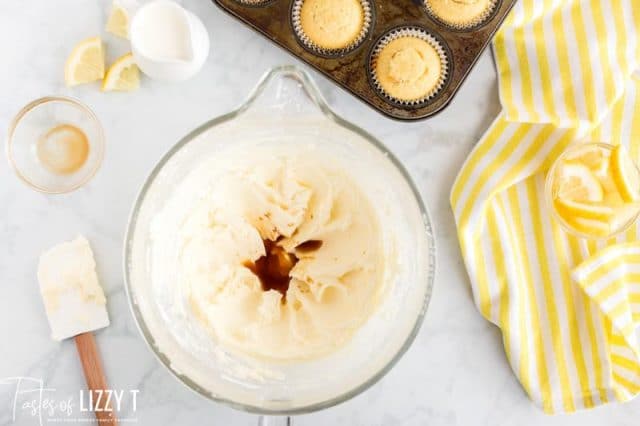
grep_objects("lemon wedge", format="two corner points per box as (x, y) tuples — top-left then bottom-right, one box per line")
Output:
(554, 198), (614, 221)
(610, 145), (640, 202)
(599, 172), (619, 195)
(554, 163), (603, 202)
(564, 144), (608, 175)
(64, 37), (105, 86)
(106, 1), (130, 39)
(102, 53), (140, 92)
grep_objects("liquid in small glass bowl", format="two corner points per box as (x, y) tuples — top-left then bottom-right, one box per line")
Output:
(545, 142), (640, 240)
(6, 96), (104, 194)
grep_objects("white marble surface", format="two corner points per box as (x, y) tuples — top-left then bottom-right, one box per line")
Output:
(0, 1), (638, 425)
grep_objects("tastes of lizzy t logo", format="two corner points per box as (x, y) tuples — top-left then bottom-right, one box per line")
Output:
(1, 377), (139, 424)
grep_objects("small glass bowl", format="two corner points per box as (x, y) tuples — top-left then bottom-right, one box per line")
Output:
(545, 142), (640, 240)
(6, 96), (104, 194)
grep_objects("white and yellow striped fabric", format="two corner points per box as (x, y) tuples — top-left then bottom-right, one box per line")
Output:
(451, 0), (640, 413)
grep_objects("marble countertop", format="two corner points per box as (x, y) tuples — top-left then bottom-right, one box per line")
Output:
(0, 1), (638, 425)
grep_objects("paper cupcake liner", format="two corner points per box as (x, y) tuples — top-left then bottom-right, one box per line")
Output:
(424, 0), (499, 31)
(369, 26), (451, 107)
(291, 0), (373, 58)
(233, 0), (273, 6)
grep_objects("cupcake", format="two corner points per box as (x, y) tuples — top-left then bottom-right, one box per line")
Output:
(293, 0), (372, 55)
(424, 0), (497, 30)
(371, 28), (448, 104)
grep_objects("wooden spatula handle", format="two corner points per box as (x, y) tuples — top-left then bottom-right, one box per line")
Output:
(75, 332), (118, 425)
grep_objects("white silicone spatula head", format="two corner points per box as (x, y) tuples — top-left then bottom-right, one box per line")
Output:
(37, 236), (117, 425)
(37, 236), (110, 340)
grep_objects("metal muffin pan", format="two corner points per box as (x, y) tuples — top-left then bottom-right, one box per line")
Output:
(212, 0), (516, 121)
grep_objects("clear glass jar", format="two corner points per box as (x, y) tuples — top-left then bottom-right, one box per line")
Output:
(545, 142), (640, 239)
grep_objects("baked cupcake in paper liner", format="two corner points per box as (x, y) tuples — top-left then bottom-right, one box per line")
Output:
(424, 0), (499, 30)
(292, 0), (373, 57)
(369, 27), (450, 106)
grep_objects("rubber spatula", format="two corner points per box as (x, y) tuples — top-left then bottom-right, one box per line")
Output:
(37, 236), (117, 425)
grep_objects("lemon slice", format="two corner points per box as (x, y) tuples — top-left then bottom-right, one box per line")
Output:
(64, 37), (105, 86)
(554, 163), (603, 202)
(610, 145), (640, 202)
(554, 198), (614, 221)
(564, 216), (611, 238)
(102, 53), (140, 92)
(106, 1), (130, 39)
(564, 144), (608, 175)
(600, 172), (619, 195)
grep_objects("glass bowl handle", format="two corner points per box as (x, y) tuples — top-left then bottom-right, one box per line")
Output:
(238, 65), (336, 120)
(258, 415), (292, 426)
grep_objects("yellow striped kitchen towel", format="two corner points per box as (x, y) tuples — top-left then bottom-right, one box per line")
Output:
(572, 242), (640, 401)
(451, 0), (640, 414)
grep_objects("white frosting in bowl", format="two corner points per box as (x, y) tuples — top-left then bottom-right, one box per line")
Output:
(150, 147), (388, 360)
(126, 109), (434, 411)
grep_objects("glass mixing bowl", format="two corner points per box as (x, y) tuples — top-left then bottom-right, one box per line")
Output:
(123, 65), (436, 422)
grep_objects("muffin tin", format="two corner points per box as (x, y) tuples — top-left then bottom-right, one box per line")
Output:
(212, 0), (516, 121)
